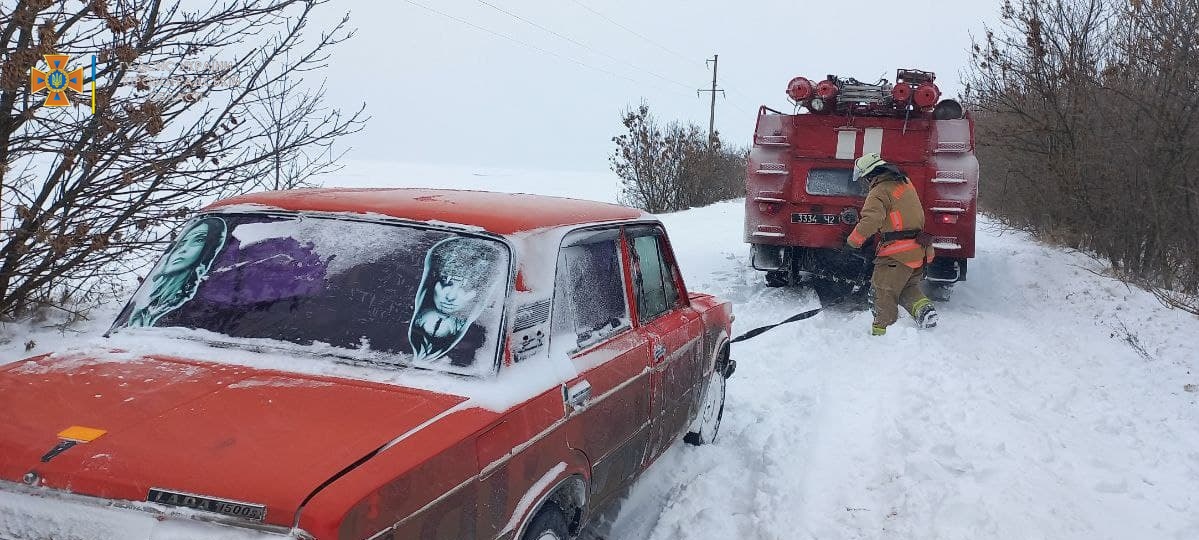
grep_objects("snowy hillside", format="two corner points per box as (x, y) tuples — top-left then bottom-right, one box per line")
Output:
(2, 169), (1196, 540)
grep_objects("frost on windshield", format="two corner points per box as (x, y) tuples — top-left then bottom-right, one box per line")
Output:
(113, 214), (510, 375)
(550, 231), (630, 355)
(409, 237), (506, 364)
(805, 168), (865, 197)
(125, 216), (229, 327)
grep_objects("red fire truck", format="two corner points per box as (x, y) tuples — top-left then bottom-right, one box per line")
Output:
(744, 69), (978, 300)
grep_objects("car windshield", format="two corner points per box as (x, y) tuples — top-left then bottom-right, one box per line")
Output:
(110, 213), (511, 376)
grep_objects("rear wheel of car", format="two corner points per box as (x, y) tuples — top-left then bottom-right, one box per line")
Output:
(522, 504), (569, 540)
(684, 368), (726, 446)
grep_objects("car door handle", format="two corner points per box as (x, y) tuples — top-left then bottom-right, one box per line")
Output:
(565, 380), (592, 411)
(653, 343), (667, 362)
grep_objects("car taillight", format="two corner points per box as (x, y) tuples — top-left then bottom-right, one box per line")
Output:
(759, 202), (781, 214)
(939, 213), (959, 224)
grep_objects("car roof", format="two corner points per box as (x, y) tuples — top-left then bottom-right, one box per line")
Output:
(204, 188), (647, 235)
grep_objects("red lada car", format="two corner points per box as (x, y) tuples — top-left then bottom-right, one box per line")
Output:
(0, 189), (735, 540)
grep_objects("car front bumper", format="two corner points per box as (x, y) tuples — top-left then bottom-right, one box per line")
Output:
(0, 481), (309, 540)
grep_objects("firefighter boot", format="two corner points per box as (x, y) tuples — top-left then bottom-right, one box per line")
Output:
(910, 297), (938, 329)
(871, 325), (886, 336)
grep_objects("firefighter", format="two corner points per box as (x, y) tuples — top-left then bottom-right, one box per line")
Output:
(846, 153), (938, 335)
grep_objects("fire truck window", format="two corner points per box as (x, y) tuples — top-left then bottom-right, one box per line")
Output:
(631, 233), (679, 322)
(551, 231), (630, 353)
(806, 168), (866, 197)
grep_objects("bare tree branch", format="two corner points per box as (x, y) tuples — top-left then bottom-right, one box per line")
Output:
(0, 0), (367, 318)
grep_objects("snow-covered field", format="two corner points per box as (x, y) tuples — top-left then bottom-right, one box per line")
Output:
(2, 164), (1197, 539)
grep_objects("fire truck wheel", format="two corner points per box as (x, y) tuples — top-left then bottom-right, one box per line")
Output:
(765, 270), (789, 287)
(927, 283), (953, 302)
(812, 279), (854, 303)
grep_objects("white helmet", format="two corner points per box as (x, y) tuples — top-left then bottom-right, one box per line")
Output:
(852, 152), (887, 183)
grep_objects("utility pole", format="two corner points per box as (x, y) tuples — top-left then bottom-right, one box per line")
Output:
(697, 54), (725, 148)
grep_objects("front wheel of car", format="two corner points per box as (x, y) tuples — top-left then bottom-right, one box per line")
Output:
(684, 368), (726, 446)
(522, 504), (570, 540)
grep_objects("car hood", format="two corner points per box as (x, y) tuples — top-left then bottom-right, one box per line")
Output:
(0, 352), (467, 527)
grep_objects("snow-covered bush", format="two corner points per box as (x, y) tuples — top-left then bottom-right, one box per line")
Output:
(609, 102), (745, 213)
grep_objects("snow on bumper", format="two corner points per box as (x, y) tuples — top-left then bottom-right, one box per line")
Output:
(0, 481), (308, 540)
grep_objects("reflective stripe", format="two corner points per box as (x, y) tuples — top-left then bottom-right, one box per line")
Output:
(848, 229), (866, 247)
(889, 210), (903, 230)
(877, 238), (921, 257)
(891, 183), (907, 199)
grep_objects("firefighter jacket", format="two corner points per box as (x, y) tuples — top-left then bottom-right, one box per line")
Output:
(846, 170), (935, 268)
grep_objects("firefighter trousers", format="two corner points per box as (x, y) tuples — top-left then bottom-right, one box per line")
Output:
(871, 257), (928, 329)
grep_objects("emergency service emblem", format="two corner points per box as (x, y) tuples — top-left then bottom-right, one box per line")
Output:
(29, 54), (85, 107)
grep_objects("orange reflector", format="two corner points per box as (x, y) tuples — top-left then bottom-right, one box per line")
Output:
(57, 426), (107, 443)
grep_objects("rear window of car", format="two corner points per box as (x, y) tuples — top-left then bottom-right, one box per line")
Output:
(805, 168), (865, 196)
(110, 213), (511, 376)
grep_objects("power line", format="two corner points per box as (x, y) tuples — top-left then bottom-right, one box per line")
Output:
(719, 80), (758, 114)
(403, 0), (639, 85)
(476, 0), (693, 92)
(722, 82), (757, 107)
(567, 0), (698, 67)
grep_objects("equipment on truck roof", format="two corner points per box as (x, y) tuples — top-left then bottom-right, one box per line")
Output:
(745, 68), (978, 301)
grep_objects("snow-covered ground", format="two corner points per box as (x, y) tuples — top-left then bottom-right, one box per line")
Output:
(2, 165), (1196, 539)
(608, 201), (1199, 540)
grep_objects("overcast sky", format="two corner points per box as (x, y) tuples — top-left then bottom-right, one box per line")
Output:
(314, 0), (1001, 173)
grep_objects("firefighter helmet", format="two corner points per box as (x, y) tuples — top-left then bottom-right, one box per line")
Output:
(853, 152), (887, 182)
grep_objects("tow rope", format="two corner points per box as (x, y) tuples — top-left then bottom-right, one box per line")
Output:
(729, 292), (854, 344)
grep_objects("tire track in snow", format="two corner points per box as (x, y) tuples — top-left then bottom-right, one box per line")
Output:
(602, 203), (1198, 540)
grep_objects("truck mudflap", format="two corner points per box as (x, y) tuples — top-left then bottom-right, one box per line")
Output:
(755, 245), (873, 286)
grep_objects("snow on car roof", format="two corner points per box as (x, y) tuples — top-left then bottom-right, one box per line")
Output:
(204, 188), (648, 235)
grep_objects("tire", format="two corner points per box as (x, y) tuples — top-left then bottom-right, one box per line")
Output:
(522, 504), (569, 540)
(684, 368), (726, 446)
(765, 270), (789, 287)
(926, 283), (952, 302)
(812, 278), (854, 303)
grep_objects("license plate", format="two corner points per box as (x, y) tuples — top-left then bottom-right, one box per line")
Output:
(791, 213), (840, 225)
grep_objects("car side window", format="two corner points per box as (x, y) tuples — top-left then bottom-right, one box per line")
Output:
(630, 227), (681, 323)
(551, 229), (631, 354)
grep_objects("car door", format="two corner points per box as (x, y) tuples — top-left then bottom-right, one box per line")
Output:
(627, 225), (705, 462)
(551, 227), (654, 509)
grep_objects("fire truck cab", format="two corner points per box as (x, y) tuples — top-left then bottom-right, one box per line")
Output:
(744, 69), (978, 300)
